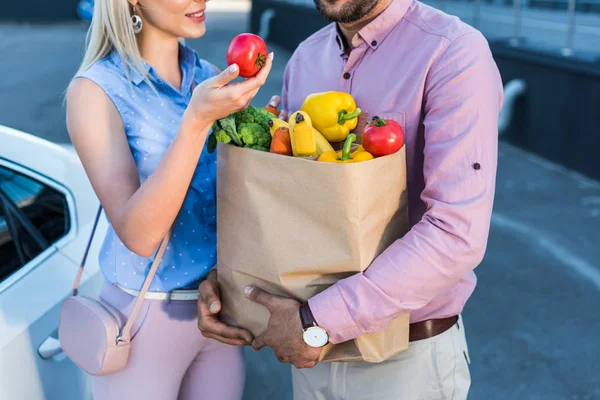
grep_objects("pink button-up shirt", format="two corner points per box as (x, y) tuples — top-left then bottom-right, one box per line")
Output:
(281, 0), (503, 344)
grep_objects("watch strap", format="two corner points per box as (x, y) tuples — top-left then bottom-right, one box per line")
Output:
(299, 302), (317, 330)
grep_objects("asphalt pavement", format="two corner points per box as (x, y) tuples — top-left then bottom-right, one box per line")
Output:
(0, 4), (599, 399)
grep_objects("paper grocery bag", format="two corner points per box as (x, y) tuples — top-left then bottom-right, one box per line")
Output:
(216, 143), (411, 363)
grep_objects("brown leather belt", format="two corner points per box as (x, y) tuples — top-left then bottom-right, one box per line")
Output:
(409, 315), (459, 342)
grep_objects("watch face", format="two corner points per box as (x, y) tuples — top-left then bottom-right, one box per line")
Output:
(303, 326), (329, 348)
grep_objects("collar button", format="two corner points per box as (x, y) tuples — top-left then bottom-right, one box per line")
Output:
(371, 40), (378, 46)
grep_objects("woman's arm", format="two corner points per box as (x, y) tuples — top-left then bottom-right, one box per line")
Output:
(66, 78), (211, 257)
(66, 54), (273, 257)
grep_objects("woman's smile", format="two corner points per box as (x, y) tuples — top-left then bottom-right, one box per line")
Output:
(185, 8), (206, 23)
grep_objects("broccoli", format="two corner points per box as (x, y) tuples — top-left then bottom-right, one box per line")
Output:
(238, 122), (271, 151)
(214, 129), (232, 144)
(208, 114), (241, 153)
(233, 105), (273, 133)
(207, 105), (275, 153)
(258, 107), (277, 119)
(213, 114), (240, 145)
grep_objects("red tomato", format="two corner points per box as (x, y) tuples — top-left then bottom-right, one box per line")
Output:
(362, 116), (405, 157)
(226, 33), (268, 78)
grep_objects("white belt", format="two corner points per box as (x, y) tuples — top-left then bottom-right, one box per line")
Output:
(116, 284), (200, 301)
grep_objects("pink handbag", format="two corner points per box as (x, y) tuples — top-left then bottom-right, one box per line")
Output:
(58, 207), (171, 376)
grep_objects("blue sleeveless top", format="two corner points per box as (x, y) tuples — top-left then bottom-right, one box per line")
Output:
(76, 44), (218, 292)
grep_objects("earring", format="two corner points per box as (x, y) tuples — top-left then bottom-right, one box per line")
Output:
(131, 6), (143, 34)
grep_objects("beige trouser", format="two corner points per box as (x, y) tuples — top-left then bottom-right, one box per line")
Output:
(292, 315), (471, 400)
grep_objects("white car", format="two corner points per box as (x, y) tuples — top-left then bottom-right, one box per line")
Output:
(0, 125), (105, 400)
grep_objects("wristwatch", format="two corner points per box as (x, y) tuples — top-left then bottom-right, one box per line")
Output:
(299, 302), (329, 348)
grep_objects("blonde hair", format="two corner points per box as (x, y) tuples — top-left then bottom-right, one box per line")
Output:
(76, 0), (148, 84)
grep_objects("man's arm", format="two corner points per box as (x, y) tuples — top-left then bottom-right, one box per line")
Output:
(308, 31), (504, 344)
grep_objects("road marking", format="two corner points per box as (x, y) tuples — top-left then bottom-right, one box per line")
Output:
(581, 196), (600, 206)
(504, 144), (600, 189)
(491, 212), (600, 291)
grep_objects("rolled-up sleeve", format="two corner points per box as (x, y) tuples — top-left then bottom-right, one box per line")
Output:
(308, 32), (504, 344)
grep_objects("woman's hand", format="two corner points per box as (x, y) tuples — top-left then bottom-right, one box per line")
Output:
(183, 52), (274, 129)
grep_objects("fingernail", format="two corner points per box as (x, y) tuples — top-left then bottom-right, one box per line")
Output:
(209, 301), (219, 313)
(268, 52), (274, 60)
(269, 100), (278, 107)
(229, 64), (238, 73)
(244, 286), (254, 297)
(244, 334), (253, 343)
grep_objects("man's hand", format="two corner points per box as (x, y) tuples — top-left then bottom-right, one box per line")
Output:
(267, 94), (288, 122)
(197, 269), (254, 346)
(245, 286), (322, 369)
(278, 109), (289, 122)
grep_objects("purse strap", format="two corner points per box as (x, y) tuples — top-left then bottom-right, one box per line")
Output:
(71, 205), (173, 344)
(71, 206), (103, 296)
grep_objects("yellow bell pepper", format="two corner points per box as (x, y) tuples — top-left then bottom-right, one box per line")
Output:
(317, 134), (373, 163)
(301, 91), (362, 142)
(288, 111), (317, 157)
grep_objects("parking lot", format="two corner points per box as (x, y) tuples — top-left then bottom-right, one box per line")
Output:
(1, 3), (599, 399)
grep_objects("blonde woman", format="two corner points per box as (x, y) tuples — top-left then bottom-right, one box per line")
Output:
(66, 0), (273, 398)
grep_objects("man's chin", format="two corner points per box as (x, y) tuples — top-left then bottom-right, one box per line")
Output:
(314, 0), (375, 23)
(319, 11), (363, 24)
(315, 7), (354, 23)
(314, 0), (344, 22)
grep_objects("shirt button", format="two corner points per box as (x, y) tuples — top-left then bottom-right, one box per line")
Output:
(343, 72), (351, 80)
(371, 40), (377, 46)
(473, 163), (481, 170)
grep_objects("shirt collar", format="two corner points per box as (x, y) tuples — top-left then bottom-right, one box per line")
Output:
(178, 43), (200, 94)
(110, 43), (201, 92)
(333, 0), (412, 53)
(334, 25), (348, 56)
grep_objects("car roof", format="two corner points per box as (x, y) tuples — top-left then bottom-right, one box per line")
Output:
(0, 125), (83, 181)
(0, 125), (99, 239)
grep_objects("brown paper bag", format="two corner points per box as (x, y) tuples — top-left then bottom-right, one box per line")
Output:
(216, 143), (411, 363)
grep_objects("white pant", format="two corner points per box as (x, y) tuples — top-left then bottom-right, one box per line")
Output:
(292, 315), (471, 400)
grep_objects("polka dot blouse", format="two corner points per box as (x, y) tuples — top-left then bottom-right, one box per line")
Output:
(75, 44), (218, 292)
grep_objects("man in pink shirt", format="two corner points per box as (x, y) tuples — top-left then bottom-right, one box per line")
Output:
(198, 0), (503, 397)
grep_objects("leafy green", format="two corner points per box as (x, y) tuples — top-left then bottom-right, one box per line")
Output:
(207, 105), (273, 153)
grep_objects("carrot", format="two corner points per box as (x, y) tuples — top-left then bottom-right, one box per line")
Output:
(264, 104), (280, 117)
(270, 127), (292, 156)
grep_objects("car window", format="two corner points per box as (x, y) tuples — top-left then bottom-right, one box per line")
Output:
(0, 208), (21, 281)
(0, 166), (70, 282)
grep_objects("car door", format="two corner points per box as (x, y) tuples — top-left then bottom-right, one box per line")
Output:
(0, 161), (95, 400)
